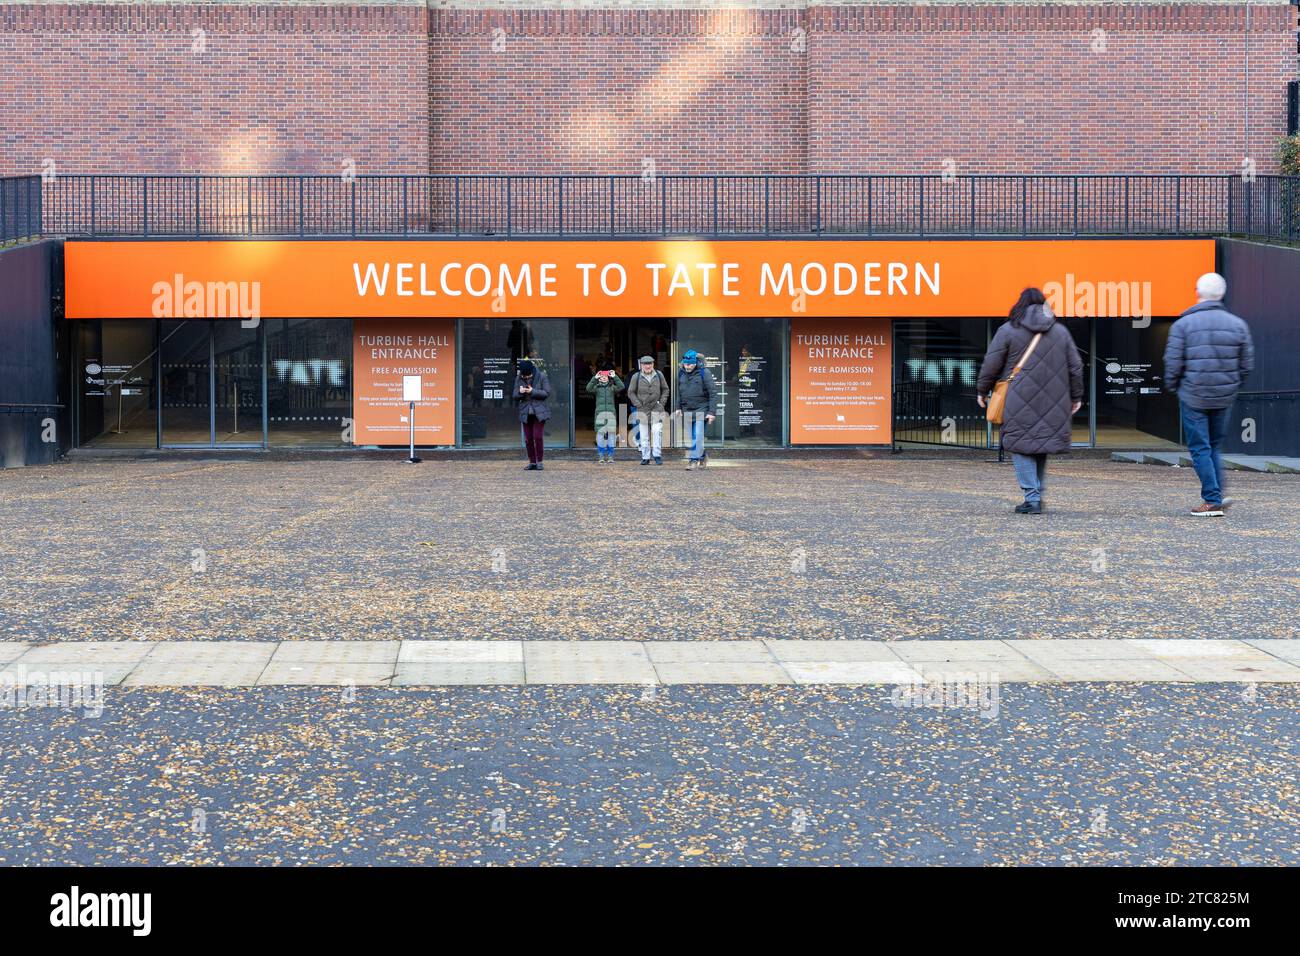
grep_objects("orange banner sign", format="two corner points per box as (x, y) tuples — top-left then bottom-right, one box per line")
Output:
(65, 239), (1215, 320)
(789, 318), (893, 444)
(352, 318), (456, 446)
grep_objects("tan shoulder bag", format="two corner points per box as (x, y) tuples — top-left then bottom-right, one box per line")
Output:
(986, 332), (1043, 425)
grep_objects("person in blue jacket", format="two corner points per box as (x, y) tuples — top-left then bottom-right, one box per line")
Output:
(1163, 272), (1255, 516)
(677, 349), (717, 470)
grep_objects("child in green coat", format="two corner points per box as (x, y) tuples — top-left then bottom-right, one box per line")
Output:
(586, 367), (625, 463)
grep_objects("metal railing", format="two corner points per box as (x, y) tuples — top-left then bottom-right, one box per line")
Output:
(4, 173), (1300, 242)
(0, 175), (42, 246)
(891, 383), (993, 451)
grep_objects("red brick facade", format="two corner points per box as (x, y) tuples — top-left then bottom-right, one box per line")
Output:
(0, 5), (431, 174)
(1, 3), (1296, 176)
(807, 5), (1299, 174)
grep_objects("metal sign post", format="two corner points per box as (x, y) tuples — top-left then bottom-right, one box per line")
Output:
(403, 375), (422, 464)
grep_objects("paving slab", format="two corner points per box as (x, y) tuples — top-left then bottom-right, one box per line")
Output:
(891, 641), (1030, 663)
(1, 662), (138, 685)
(398, 640), (522, 663)
(1126, 639), (1277, 662)
(1141, 452), (1187, 466)
(1245, 639), (1300, 664)
(145, 641), (276, 664)
(1163, 659), (1300, 683)
(257, 662), (394, 685)
(765, 640), (905, 663)
(3, 640), (1290, 684)
(912, 659), (1054, 682)
(268, 641), (400, 664)
(1006, 640), (1164, 662)
(784, 661), (922, 684)
(644, 641), (774, 663)
(1035, 659), (1192, 682)
(17, 642), (155, 664)
(124, 661), (270, 687)
(653, 661), (793, 685)
(0, 643), (30, 664)
(1222, 456), (1269, 472)
(393, 662), (525, 686)
(1214, 455), (1300, 474)
(1264, 457), (1300, 474)
(524, 659), (658, 685)
(522, 641), (652, 666)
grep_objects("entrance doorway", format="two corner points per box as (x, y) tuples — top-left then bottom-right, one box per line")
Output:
(572, 319), (671, 447)
(160, 319), (263, 447)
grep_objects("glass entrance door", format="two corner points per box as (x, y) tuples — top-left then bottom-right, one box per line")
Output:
(573, 319), (671, 448)
(1093, 318), (1182, 447)
(214, 322), (263, 445)
(159, 320), (265, 447)
(160, 320), (213, 445)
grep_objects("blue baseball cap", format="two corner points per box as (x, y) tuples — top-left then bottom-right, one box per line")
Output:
(681, 349), (700, 364)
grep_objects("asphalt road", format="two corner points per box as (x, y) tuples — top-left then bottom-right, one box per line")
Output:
(0, 684), (1294, 865)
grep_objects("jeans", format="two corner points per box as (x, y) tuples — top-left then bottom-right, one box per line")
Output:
(684, 411), (707, 460)
(595, 412), (617, 453)
(1180, 402), (1229, 505)
(522, 415), (545, 463)
(636, 412), (663, 459)
(1012, 453), (1047, 505)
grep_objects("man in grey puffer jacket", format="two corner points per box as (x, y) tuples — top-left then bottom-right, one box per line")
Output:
(1163, 272), (1254, 517)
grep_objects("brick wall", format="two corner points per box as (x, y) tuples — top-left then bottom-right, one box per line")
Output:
(0, 4), (430, 174)
(807, 5), (1299, 175)
(429, 9), (807, 174)
(0, 3), (1296, 177)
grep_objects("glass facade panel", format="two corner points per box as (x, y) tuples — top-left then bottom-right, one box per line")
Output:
(722, 317), (786, 446)
(893, 318), (989, 446)
(1061, 317), (1092, 445)
(267, 318), (353, 446)
(673, 319), (724, 445)
(76, 319), (157, 448)
(1094, 318), (1181, 447)
(460, 319), (571, 448)
(70, 314), (1163, 453)
(159, 320), (212, 445)
(213, 321), (263, 445)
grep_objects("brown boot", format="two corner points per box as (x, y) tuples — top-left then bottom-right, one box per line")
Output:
(1190, 502), (1225, 517)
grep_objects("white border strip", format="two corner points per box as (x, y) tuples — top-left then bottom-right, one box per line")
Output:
(1, 639), (1297, 686)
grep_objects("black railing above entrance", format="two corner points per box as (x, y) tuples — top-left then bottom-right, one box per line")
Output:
(2, 173), (1298, 243)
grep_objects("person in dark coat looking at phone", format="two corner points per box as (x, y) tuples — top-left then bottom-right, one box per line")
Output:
(515, 358), (551, 471)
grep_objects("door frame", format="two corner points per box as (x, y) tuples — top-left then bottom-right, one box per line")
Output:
(158, 319), (266, 449)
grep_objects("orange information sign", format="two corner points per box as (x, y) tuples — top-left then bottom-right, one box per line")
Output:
(790, 318), (893, 445)
(352, 318), (456, 446)
(64, 239), (1214, 320)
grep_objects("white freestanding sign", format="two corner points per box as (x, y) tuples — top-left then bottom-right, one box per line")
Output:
(402, 375), (422, 463)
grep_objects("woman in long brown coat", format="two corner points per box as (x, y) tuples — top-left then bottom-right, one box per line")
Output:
(977, 288), (1084, 514)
